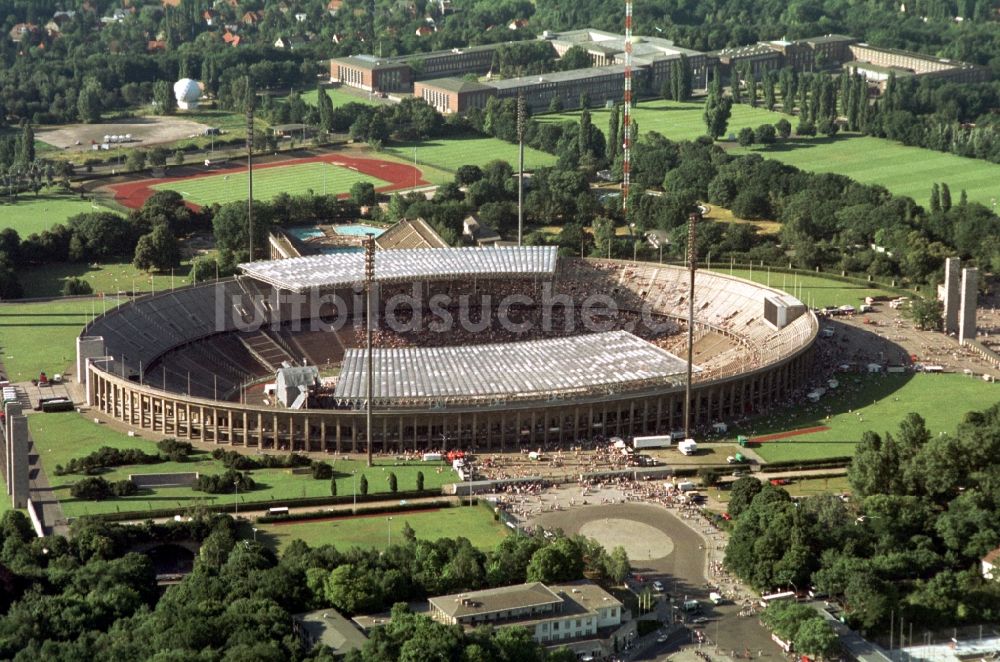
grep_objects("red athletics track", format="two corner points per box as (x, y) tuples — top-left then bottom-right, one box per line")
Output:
(104, 153), (430, 210)
(751, 426), (831, 442)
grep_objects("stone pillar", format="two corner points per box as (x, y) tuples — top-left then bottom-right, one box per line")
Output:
(959, 267), (978, 344)
(8, 414), (29, 509)
(943, 257), (961, 335)
(4, 402), (20, 496)
(76, 336), (105, 393)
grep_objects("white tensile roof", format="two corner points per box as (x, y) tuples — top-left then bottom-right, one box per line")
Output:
(333, 330), (697, 405)
(239, 246), (558, 292)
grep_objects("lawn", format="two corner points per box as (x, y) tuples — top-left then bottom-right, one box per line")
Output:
(734, 373), (1000, 462)
(0, 473), (8, 513)
(18, 260), (193, 298)
(708, 267), (899, 310)
(254, 505), (507, 552)
(542, 99), (1000, 208)
(300, 87), (381, 108)
(385, 136), (557, 174)
(151, 161), (389, 206)
(29, 412), (459, 517)
(0, 193), (117, 236)
(0, 297), (122, 381)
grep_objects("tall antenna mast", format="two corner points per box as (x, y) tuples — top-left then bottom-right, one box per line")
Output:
(622, 0), (632, 230)
(364, 234), (376, 468)
(246, 76), (255, 262)
(517, 92), (526, 247)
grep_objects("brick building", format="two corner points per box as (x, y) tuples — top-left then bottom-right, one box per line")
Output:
(490, 64), (637, 113)
(331, 43), (506, 93)
(846, 43), (990, 86)
(414, 78), (495, 114)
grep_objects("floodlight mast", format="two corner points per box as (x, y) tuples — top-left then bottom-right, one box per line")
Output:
(622, 0), (632, 232)
(365, 234), (375, 468)
(683, 212), (699, 439)
(517, 93), (526, 247)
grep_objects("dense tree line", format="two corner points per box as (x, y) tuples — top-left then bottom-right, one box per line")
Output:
(724, 408), (1000, 633)
(0, 511), (628, 660)
(70, 476), (138, 500)
(54, 446), (161, 476)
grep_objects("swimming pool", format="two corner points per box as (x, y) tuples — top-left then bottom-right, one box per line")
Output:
(287, 226), (325, 241)
(333, 224), (384, 237)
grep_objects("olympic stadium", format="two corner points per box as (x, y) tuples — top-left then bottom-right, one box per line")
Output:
(77, 246), (817, 451)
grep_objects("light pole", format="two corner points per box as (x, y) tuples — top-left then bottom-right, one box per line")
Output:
(352, 470), (357, 509)
(252, 527), (258, 542)
(234, 479), (239, 518)
(386, 516), (392, 548)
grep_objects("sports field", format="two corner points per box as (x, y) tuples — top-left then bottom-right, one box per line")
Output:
(18, 260), (193, 298)
(708, 267), (899, 310)
(29, 412), (459, 517)
(739, 373), (1000, 462)
(543, 99), (1000, 207)
(254, 506), (507, 552)
(0, 297), (122, 381)
(0, 193), (115, 236)
(386, 136), (557, 173)
(151, 161), (388, 206)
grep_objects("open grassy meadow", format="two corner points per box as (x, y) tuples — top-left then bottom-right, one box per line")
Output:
(736, 373), (1000, 462)
(152, 161), (388, 206)
(542, 99), (1000, 207)
(29, 412), (459, 517)
(0, 297), (122, 381)
(254, 505), (507, 552)
(18, 260), (193, 298)
(386, 136), (557, 174)
(0, 193), (116, 236)
(708, 267), (899, 310)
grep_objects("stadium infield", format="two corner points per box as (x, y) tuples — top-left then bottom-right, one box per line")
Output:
(106, 153), (427, 210)
(0, 193), (117, 236)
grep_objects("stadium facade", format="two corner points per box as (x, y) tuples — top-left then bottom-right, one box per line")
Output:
(78, 250), (817, 451)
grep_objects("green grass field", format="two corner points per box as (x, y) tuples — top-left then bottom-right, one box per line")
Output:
(29, 413), (459, 517)
(151, 162), (389, 206)
(0, 297), (122, 381)
(386, 136), (557, 174)
(542, 99), (1000, 207)
(300, 87), (380, 108)
(18, 260), (193, 298)
(708, 267), (899, 310)
(738, 373), (1000, 462)
(254, 506), (507, 552)
(0, 193), (117, 236)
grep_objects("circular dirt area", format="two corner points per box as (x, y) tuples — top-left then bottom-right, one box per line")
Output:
(37, 116), (212, 151)
(579, 518), (674, 560)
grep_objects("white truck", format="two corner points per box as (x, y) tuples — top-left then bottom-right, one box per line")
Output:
(678, 439), (698, 455)
(633, 435), (672, 450)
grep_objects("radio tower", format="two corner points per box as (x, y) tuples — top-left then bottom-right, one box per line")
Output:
(622, 0), (633, 231)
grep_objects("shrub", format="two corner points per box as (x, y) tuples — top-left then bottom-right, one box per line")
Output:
(62, 277), (93, 296)
(416, 471), (424, 491)
(388, 472), (397, 493)
(210, 449), (310, 471)
(156, 438), (194, 461)
(311, 461), (333, 480)
(194, 469), (255, 494)
(330, 477), (338, 496)
(55, 446), (161, 475)
(70, 477), (138, 500)
(359, 474), (368, 496)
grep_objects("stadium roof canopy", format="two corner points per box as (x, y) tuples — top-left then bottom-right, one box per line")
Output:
(333, 331), (697, 406)
(239, 246), (557, 292)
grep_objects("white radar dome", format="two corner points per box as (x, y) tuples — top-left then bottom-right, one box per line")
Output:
(173, 78), (201, 109)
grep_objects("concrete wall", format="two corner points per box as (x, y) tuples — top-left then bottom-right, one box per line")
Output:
(943, 257), (961, 335)
(959, 267), (978, 344)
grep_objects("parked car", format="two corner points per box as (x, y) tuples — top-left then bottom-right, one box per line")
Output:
(652, 581), (664, 592)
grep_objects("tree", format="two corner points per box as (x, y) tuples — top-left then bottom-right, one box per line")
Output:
(350, 181), (377, 207)
(126, 150), (147, 173)
(940, 183), (952, 212)
(388, 472), (398, 493)
(17, 123), (34, 165)
(173, 150), (185, 167)
(817, 117), (839, 137)
(754, 123), (776, 144)
(728, 476), (763, 518)
(154, 80), (176, 115)
(592, 216), (616, 257)
(908, 298), (943, 331)
(62, 277), (93, 296)
(77, 79), (103, 124)
(737, 126), (755, 147)
(606, 546), (631, 584)
(359, 474), (368, 496)
(416, 471), (424, 491)
(775, 118), (792, 140)
(548, 96), (563, 113)
(795, 119), (816, 136)
(794, 617), (840, 657)
(317, 85), (334, 132)
(330, 478), (337, 496)
(148, 147), (169, 168)
(703, 92), (733, 140)
(132, 223), (179, 272)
